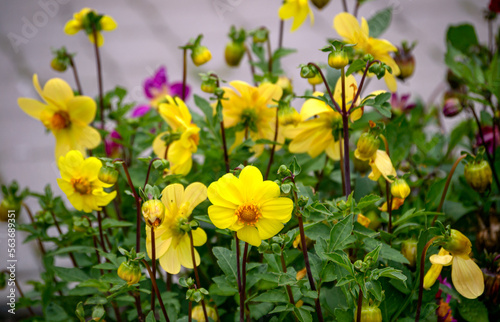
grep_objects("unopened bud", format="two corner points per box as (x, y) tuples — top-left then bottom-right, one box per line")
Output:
(355, 132), (380, 160)
(444, 229), (472, 256)
(311, 0), (331, 9)
(191, 304), (218, 322)
(191, 46), (212, 66)
(401, 239), (417, 267)
(98, 166), (119, 184)
(201, 78), (217, 94)
(141, 199), (165, 228)
(464, 160), (492, 193)
(355, 304), (382, 322)
(328, 50), (349, 69)
(117, 261), (141, 285)
(51, 58), (67, 72)
(442, 97), (462, 117)
(224, 41), (245, 67)
(391, 178), (410, 199)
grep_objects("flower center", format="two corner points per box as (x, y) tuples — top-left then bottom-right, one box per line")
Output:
(235, 203), (262, 226)
(50, 111), (71, 130)
(71, 178), (92, 195)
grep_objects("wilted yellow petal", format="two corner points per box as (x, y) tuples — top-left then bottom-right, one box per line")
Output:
(451, 255), (485, 299)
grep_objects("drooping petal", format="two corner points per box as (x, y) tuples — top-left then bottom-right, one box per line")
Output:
(64, 20), (82, 35)
(429, 254), (453, 266)
(451, 255), (485, 299)
(88, 32), (104, 47)
(152, 131), (169, 159)
(191, 228), (207, 247)
(236, 225), (261, 247)
(371, 150), (396, 182)
(159, 246), (181, 274)
(177, 235), (200, 269)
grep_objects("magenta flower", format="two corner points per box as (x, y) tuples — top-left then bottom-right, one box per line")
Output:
(105, 130), (122, 157)
(476, 125), (499, 155)
(131, 105), (151, 118)
(390, 93), (416, 113)
(143, 66), (190, 108)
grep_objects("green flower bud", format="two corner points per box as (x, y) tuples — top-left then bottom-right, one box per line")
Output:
(141, 199), (165, 228)
(311, 0), (331, 10)
(50, 58), (67, 72)
(224, 41), (245, 67)
(355, 132), (380, 160)
(307, 73), (323, 85)
(300, 65), (316, 79)
(464, 160), (492, 193)
(401, 239), (417, 267)
(0, 199), (20, 222)
(328, 51), (349, 69)
(391, 178), (410, 199)
(201, 78), (217, 94)
(117, 261), (141, 285)
(355, 304), (382, 322)
(191, 46), (212, 66)
(98, 166), (119, 185)
(252, 29), (268, 43)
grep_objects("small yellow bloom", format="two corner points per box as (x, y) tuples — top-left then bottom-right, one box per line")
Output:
(117, 261), (141, 285)
(18, 75), (101, 160)
(378, 197), (405, 212)
(355, 149), (396, 182)
(152, 96), (200, 176)
(279, 0), (314, 32)
(64, 8), (117, 47)
(428, 231), (485, 299)
(221, 81), (282, 156)
(146, 183), (208, 274)
(285, 92), (343, 160)
(57, 150), (116, 213)
(207, 166), (293, 246)
(333, 12), (400, 92)
(191, 46), (212, 66)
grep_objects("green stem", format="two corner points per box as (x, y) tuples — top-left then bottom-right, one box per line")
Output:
(356, 288), (363, 322)
(189, 231), (209, 322)
(150, 227), (156, 314)
(92, 25), (104, 129)
(142, 259), (171, 322)
(182, 48), (188, 100)
(68, 55), (83, 95)
(341, 67), (351, 197)
(235, 234), (244, 322)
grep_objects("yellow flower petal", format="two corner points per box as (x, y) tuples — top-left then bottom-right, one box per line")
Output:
(239, 166), (263, 202)
(146, 226), (172, 259)
(333, 75), (357, 109)
(54, 130), (76, 161)
(181, 183), (208, 215)
(371, 150), (396, 182)
(333, 12), (365, 45)
(159, 246), (181, 274)
(191, 228), (207, 247)
(41, 77), (75, 109)
(208, 205), (237, 229)
(451, 255), (485, 299)
(80, 157), (102, 181)
(257, 218), (285, 239)
(177, 235), (200, 269)
(325, 139), (343, 161)
(100, 15), (117, 31)
(256, 83), (283, 108)
(300, 93), (333, 120)
(18, 98), (46, 121)
(153, 131), (169, 159)
(161, 183), (185, 217)
(57, 178), (74, 196)
(207, 174), (244, 208)
(260, 198), (293, 222)
(423, 262), (443, 290)
(88, 32), (104, 47)
(384, 72), (398, 93)
(430, 254), (453, 266)
(64, 20), (82, 35)
(237, 225), (261, 246)
(68, 97), (97, 126)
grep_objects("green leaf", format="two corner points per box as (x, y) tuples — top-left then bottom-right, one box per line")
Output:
(272, 48), (297, 60)
(213, 247), (237, 281)
(366, 280), (383, 301)
(146, 311), (156, 322)
(458, 298), (489, 322)
(294, 306), (313, 322)
(252, 290), (289, 303)
(289, 156), (302, 176)
(324, 251), (354, 275)
(346, 59), (366, 76)
(357, 194), (381, 210)
(329, 214), (354, 252)
(364, 238), (410, 264)
(45, 302), (69, 321)
(85, 296), (108, 305)
(364, 244), (381, 263)
(367, 8), (393, 38)
(194, 94), (214, 124)
(53, 266), (89, 282)
(446, 24), (478, 53)
(372, 267), (407, 285)
(75, 302), (85, 322)
(334, 308), (352, 321)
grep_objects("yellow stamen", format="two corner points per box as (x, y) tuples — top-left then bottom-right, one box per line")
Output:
(50, 111), (71, 130)
(235, 203), (262, 225)
(71, 178), (92, 195)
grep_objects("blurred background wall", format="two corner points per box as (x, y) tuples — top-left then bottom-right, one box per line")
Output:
(0, 0), (496, 317)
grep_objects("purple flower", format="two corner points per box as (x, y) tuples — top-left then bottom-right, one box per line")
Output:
(131, 105), (151, 118)
(391, 93), (416, 113)
(476, 125), (499, 155)
(105, 130), (122, 157)
(143, 66), (190, 107)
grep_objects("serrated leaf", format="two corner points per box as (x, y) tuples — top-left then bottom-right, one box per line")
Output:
(329, 214), (354, 252)
(357, 194), (381, 209)
(102, 218), (133, 229)
(252, 290), (289, 303)
(294, 307), (313, 322)
(53, 267), (89, 282)
(213, 247), (237, 281)
(346, 59), (366, 76)
(367, 8), (392, 38)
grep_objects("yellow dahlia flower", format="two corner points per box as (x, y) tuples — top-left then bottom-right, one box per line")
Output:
(207, 166), (293, 246)
(279, 0), (314, 32)
(333, 12), (400, 92)
(18, 74), (101, 160)
(146, 183), (208, 274)
(64, 8), (117, 47)
(221, 81), (282, 156)
(425, 230), (484, 299)
(354, 148), (396, 182)
(57, 150), (116, 213)
(152, 96), (200, 176)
